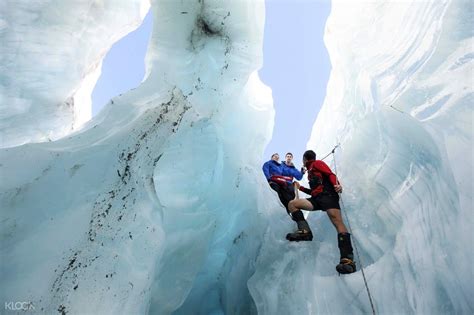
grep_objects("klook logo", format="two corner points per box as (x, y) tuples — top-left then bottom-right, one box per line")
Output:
(5, 301), (35, 311)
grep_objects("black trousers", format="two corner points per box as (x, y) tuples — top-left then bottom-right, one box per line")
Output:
(269, 181), (295, 211)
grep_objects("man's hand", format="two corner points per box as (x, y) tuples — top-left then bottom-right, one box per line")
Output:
(334, 185), (343, 193)
(293, 181), (301, 189)
(300, 167), (307, 175)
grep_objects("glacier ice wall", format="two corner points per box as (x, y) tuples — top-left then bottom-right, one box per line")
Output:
(1, 0), (472, 314)
(0, 0), (149, 148)
(1, 0), (275, 314)
(249, 0), (473, 314)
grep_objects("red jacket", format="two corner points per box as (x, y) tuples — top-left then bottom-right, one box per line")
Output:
(299, 160), (339, 197)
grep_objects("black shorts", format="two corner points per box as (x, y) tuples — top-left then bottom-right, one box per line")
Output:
(306, 193), (340, 211)
(269, 181), (295, 210)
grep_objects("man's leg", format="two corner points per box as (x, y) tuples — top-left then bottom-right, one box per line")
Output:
(281, 184), (296, 210)
(286, 199), (315, 241)
(325, 208), (348, 233)
(288, 198), (314, 213)
(269, 181), (292, 211)
(326, 208), (356, 274)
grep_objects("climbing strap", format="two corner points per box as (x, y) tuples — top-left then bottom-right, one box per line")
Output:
(331, 147), (377, 315)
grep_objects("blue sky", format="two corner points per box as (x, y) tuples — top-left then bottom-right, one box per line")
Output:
(260, 0), (331, 164)
(91, 11), (153, 115)
(91, 1), (331, 167)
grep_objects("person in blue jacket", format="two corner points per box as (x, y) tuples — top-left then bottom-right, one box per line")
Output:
(262, 152), (303, 212)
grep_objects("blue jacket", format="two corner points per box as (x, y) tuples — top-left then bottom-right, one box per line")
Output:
(283, 163), (304, 181)
(262, 160), (303, 183)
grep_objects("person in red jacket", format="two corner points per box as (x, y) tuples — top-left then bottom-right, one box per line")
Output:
(287, 150), (356, 274)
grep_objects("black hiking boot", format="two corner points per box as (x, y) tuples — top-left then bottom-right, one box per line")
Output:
(336, 233), (356, 274)
(286, 220), (313, 241)
(336, 258), (356, 274)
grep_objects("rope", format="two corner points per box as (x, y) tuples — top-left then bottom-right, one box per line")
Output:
(332, 148), (377, 315)
(320, 144), (340, 161)
(294, 182), (300, 199)
(389, 105), (405, 114)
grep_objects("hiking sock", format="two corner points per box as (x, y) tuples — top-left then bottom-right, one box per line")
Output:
(291, 210), (305, 222)
(297, 220), (311, 232)
(292, 211), (311, 232)
(337, 232), (354, 260)
(286, 210), (312, 241)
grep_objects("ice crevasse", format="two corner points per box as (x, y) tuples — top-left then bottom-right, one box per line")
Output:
(250, 0), (472, 314)
(0, 0), (472, 314)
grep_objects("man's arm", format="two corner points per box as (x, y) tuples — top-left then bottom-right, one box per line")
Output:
(299, 186), (312, 195)
(314, 160), (342, 192)
(291, 167), (304, 181)
(313, 160), (338, 185)
(294, 182), (312, 195)
(282, 164), (303, 180)
(262, 162), (271, 181)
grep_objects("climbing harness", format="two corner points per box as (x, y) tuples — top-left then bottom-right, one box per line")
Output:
(331, 145), (377, 315)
